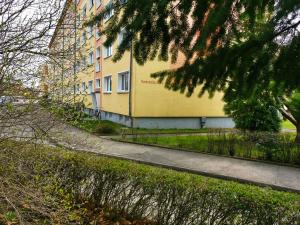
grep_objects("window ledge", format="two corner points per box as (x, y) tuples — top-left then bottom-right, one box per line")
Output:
(103, 91), (112, 94)
(104, 16), (113, 23)
(117, 90), (129, 94)
(104, 55), (112, 59)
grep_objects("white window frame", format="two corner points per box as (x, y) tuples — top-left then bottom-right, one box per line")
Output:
(95, 28), (101, 40)
(95, 61), (101, 72)
(87, 26), (93, 38)
(118, 28), (127, 45)
(118, 71), (130, 92)
(96, 46), (101, 58)
(88, 51), (94, 65)
(82, 56), (87, 69)
(82, 32), (86, 45)
(88, 80), (93, 94)
(103, 75), (112, 93)
(95, 78), (101, 89)
(75, 61), (80, 73)
(76, 84), (80, 94)
(89, 0), (94, 9)
(103, 44), (112, 58)
(82, 5), (87, 17)
(76, 15), (81, 27)
(82, 82), (86, 93)
(96, 0), (101, 8)
(104, 5), (114, 21)
(77, 37), (81, 47)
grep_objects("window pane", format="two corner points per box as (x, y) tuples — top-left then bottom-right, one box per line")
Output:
(125, 73), (129, 91)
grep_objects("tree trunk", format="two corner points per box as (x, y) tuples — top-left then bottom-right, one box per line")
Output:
(296, 125), (300, 144)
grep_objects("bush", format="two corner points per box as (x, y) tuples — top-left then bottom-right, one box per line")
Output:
(94, 122), (118, 135)
(224, 88), (281, 132)
(10, 143), (300, 225)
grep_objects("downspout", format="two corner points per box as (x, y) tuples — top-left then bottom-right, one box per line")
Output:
(129, 40), (133, 128)
(61, 22), (65, 103)
(73, 0), (77, 105)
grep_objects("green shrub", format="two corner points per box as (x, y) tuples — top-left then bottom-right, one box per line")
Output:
(8, 142), (300, 225)
(94, 122), (118, 135)
(224, 89), (281, 132)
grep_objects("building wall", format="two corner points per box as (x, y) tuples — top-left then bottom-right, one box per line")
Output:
(49, 0), (234, 129)
(101, 49), (131, 115)
(132, 59), (227, 118)
(100, 0), (131, 115)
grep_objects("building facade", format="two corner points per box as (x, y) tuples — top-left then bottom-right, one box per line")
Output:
(47, 0), (235, 129)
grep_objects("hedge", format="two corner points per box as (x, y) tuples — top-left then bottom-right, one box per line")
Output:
(9, 143), (300, 225)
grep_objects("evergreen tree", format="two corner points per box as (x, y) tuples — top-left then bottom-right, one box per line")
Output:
(88, 0), (300, 96)
(87, 0), (300, 140)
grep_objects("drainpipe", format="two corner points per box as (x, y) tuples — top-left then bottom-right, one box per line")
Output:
(73, 0), (77, 105)
(61, 22), (65, 103)
(129, 40), (133, 128)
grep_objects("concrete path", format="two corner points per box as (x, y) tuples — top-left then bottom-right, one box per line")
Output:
(48, 123), (300, 193)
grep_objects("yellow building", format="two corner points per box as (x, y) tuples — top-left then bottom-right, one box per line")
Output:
(48, 0), (234, 129)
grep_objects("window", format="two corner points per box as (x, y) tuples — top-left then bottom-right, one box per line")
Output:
(76, 37), (81, 47)
(82, 32), (86, 45)
(119, 0), (127, 5)
(95, 28), (101, 40)
(82, 56), (87, 68)
(103, 44), (112, 58)
(118, 71), (130, 92)
(88, 51), (94, 65)
(96, 46), (101, 58)
(95, 61), (101, 72)
(75, 61), (80, 72)
(118, 28), (128, 45)
(76, 84), (80, 94)
(88, 80), (93, 94)
(76, 15), (81, 27)
(95, 79), (101, 88)
(82, 82), (86, 93)
(103, 76), (112, 93)
(82, 5), (87, 17)
(96, 0), (101, 8)
(87, 26), (93, 38)
(89, 0), (94, 9)
(104, 4), (114, 21)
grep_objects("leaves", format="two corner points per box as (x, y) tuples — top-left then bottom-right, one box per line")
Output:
(87, 0), (299, 97)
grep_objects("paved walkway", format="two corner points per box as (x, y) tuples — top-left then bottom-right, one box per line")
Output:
(48, 123), (300, 193)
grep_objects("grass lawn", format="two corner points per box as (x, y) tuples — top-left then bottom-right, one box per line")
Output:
(123, 134), (300, 165)
(282, 120), (296, 130)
